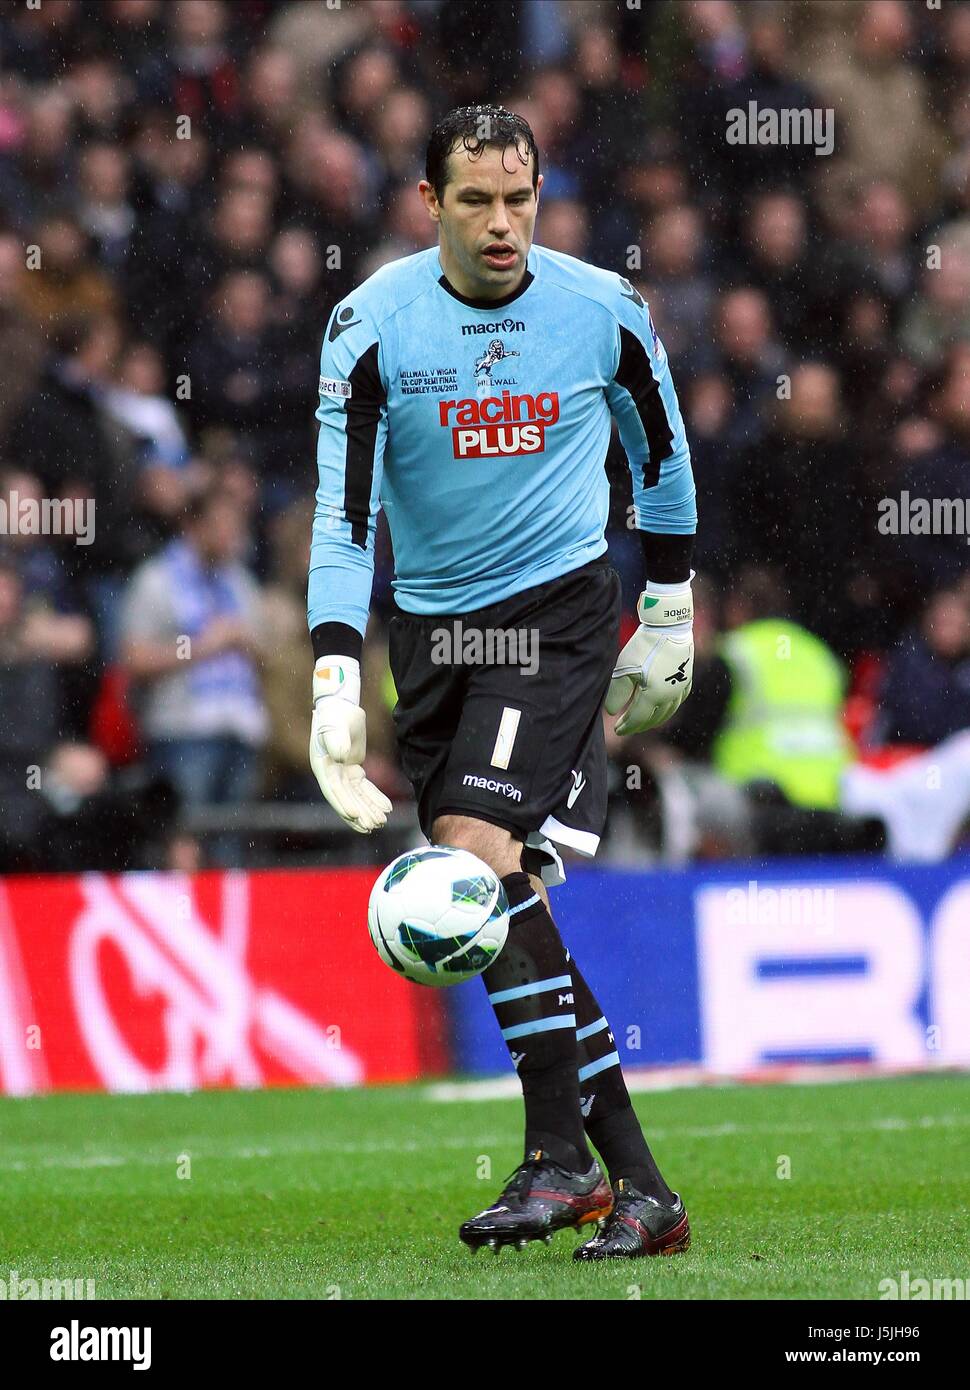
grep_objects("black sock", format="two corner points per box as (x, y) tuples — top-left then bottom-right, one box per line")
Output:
(481, 872), (591, 1172)
(568, 951), (676, 1204)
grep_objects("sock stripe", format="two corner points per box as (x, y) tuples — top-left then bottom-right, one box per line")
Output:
(502, 1014), (577, 1042)
(508, 892), (541, 917)
(578, 1050), (621, 1082)
(576, 1015), (609, 1042)
(487, 974), (572, 1005)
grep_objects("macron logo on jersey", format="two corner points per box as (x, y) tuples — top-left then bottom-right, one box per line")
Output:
(438, 390), (560, 459)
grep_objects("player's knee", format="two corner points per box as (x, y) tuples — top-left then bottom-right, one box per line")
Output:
(431, 814), (521, 878)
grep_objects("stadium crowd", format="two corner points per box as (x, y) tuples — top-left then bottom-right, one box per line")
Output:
(0, 0), (968, 871)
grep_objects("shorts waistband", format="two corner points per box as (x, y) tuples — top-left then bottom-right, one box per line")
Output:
(391, 555), (611, 626)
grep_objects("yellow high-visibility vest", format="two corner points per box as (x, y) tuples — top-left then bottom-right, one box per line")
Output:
(713, 620), (853, 810)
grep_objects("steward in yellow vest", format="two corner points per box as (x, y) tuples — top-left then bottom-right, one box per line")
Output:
(713, 619), (853, 810)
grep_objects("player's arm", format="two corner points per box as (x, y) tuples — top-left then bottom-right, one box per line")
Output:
(604, 279), (697, 734)
(307, 298), (393, 833)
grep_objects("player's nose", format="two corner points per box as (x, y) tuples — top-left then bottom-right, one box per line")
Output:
(488, 205), (513, 235)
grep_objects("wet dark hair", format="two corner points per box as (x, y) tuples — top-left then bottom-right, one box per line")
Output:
(425, 105), (539, 200)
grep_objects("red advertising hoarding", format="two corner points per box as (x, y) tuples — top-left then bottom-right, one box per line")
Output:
(0, 869), (448, 1095)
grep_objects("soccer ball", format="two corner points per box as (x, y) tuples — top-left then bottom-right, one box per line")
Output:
(367, 846), (509, 986)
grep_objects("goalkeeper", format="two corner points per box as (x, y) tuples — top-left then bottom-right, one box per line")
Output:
(308, 107), (696, 1259)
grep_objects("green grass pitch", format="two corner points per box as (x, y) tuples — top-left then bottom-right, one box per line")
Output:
(1, 1074), (967, 1300)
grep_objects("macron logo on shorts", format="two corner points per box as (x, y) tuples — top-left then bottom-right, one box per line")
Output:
(567, 769), (586, 808)
(462, 774), (522, 802)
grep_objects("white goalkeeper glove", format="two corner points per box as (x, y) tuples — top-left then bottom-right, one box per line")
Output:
(606, 574), (695, 735)
(309, 657), (392, 833)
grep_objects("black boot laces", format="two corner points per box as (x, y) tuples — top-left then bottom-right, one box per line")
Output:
(502, 1151), (576, 1203)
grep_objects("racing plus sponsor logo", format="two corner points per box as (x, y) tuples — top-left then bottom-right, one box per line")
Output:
(462, 774), (523, 803)
(462, 319), (525, 336)
(438, 389), (560, 458)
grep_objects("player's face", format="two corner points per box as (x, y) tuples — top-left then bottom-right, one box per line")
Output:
(424, 142), (542, 300)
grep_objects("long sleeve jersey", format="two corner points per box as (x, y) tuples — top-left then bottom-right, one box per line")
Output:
(308, 243), (696, 639)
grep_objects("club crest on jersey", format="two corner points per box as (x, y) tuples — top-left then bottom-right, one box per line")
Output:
(474, 337), (520, 379)
(438, 389), (560, 458)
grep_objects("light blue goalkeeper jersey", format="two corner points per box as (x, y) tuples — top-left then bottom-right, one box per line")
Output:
(308, 244), (695, 636)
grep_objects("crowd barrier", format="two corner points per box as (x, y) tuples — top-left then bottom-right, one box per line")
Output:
(1, 856), (967, 1095)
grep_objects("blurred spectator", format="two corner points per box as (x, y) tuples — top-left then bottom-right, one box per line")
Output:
(798, 0), (945, 213)
(101, 338), (190, 469)
(278, 121), (376, 299)
(538, 198), (590, 259)
(183, 270), (279, 455)
(850, 180), (915, 323)
(166, 0), (243, 149)
(713, 287), (787, 448)
(900, 236), (970, 368)
(120, 485), (268, 859)
(643, 204), (714, 374)
(0, 89), (75, 228)
(689, 566), (853, 811)
(731, 361), (874, 656)
(679, 372), (736, 578)
(0, 231), (45, 439)
(875, 587), (970, 747)
(736, 191), (855, 357)
(0, 549), (92, 868)
(32, 740), (179, 872)
(895, 350), (970, 590)
(74, 141), (137, 273)
(18, 214), (118, 335)
(236, 44), (304, 148)
(4, 313), (149, 584)
(681, 4), (825, 230)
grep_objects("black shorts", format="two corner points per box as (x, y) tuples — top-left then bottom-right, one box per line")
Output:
(387, 556), (622, 886)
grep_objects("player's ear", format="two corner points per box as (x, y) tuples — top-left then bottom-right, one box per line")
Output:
(418, 179), (440, 221)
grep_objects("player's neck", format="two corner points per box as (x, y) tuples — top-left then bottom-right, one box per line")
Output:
(437, 246), (529, 306)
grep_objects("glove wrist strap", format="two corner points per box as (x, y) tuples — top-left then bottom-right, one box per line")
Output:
(637, 571), (694, 628)
(313, 656), (361, 705)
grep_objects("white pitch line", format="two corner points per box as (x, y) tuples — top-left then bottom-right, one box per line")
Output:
(425, 1062), (967, 1102)
(2, 1114), (968, 1174)
(0, 1133), (510, 1172)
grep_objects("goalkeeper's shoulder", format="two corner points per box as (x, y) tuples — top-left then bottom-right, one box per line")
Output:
(323, 248), (440, 348)
(533, 243), (660, 349)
